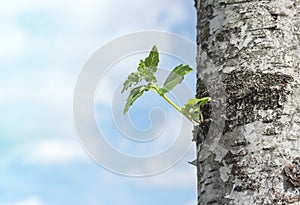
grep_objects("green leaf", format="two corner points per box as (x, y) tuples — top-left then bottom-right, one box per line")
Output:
(186, 98), (202, 105)
(137, 60), (145, 72)
(121, 45), (159, 93)
(121, 45), (211, 124)
(144, 45), (159, 70)
(198, 97), (211, 106)
(160, 64), (193, 94)
(121, 72), (140, 93)
(141, 45), (159, 82)
(181, 97), (211, 124)
(123, 85), (150, 115)
(181, 103), (199, 123)
(186, 97), (211, 106)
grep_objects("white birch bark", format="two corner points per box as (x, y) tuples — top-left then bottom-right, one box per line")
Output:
(195, 0), (300, 204)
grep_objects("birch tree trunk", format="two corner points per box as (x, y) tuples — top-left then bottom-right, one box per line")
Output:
(195, 0), (300, 204)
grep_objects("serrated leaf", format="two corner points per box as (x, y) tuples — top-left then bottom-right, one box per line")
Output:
(123, 85), (150, 115)
(121, 72), (140, 93)
(121, 46), (159, 94)
(137, 60), (145, 72)
(181, 97), (211, 124)
(144, 45), (159, 70)
(160, 64), (193, 94)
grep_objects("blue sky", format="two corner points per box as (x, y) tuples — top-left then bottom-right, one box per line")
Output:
(0, 1), (198, 205)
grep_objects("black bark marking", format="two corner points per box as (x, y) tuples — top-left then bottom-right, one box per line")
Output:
(222, 70), (293, 133)
(220, 0), (255, 7)
(231, 163), (260, 191)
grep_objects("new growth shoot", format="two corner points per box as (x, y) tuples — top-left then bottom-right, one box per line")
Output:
(121, 45), (211, 125)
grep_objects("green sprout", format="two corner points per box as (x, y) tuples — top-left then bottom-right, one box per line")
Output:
(121, 45), (211, 125)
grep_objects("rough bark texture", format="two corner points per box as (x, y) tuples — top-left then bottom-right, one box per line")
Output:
(195, 0), (300, 204)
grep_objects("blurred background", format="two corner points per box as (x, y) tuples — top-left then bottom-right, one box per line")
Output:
(0, 0), (198, 205)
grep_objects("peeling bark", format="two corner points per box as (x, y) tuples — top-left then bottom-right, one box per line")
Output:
(195, 0), (300, 204)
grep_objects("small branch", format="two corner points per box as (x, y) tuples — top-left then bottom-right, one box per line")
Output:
(150, 84), (182, 113)
(150, 84), (199, 125)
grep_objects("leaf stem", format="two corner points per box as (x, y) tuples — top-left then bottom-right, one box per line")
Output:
(150, 84), (182, 114)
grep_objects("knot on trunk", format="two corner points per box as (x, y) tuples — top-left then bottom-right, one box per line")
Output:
(284, 157), (300, 188)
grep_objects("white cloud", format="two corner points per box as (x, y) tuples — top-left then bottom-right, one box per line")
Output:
(0, 197), (46, 205)
(35, 69), (76, 108)
(27, 139), (86, 165)
(106, 0), (189, 31)
(0, 0), (194, 55)
(0, 27), (25, 57)
(0, 67), (75, 108)
(0, 0), (195, 110)
(0, 1), (45, 16)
